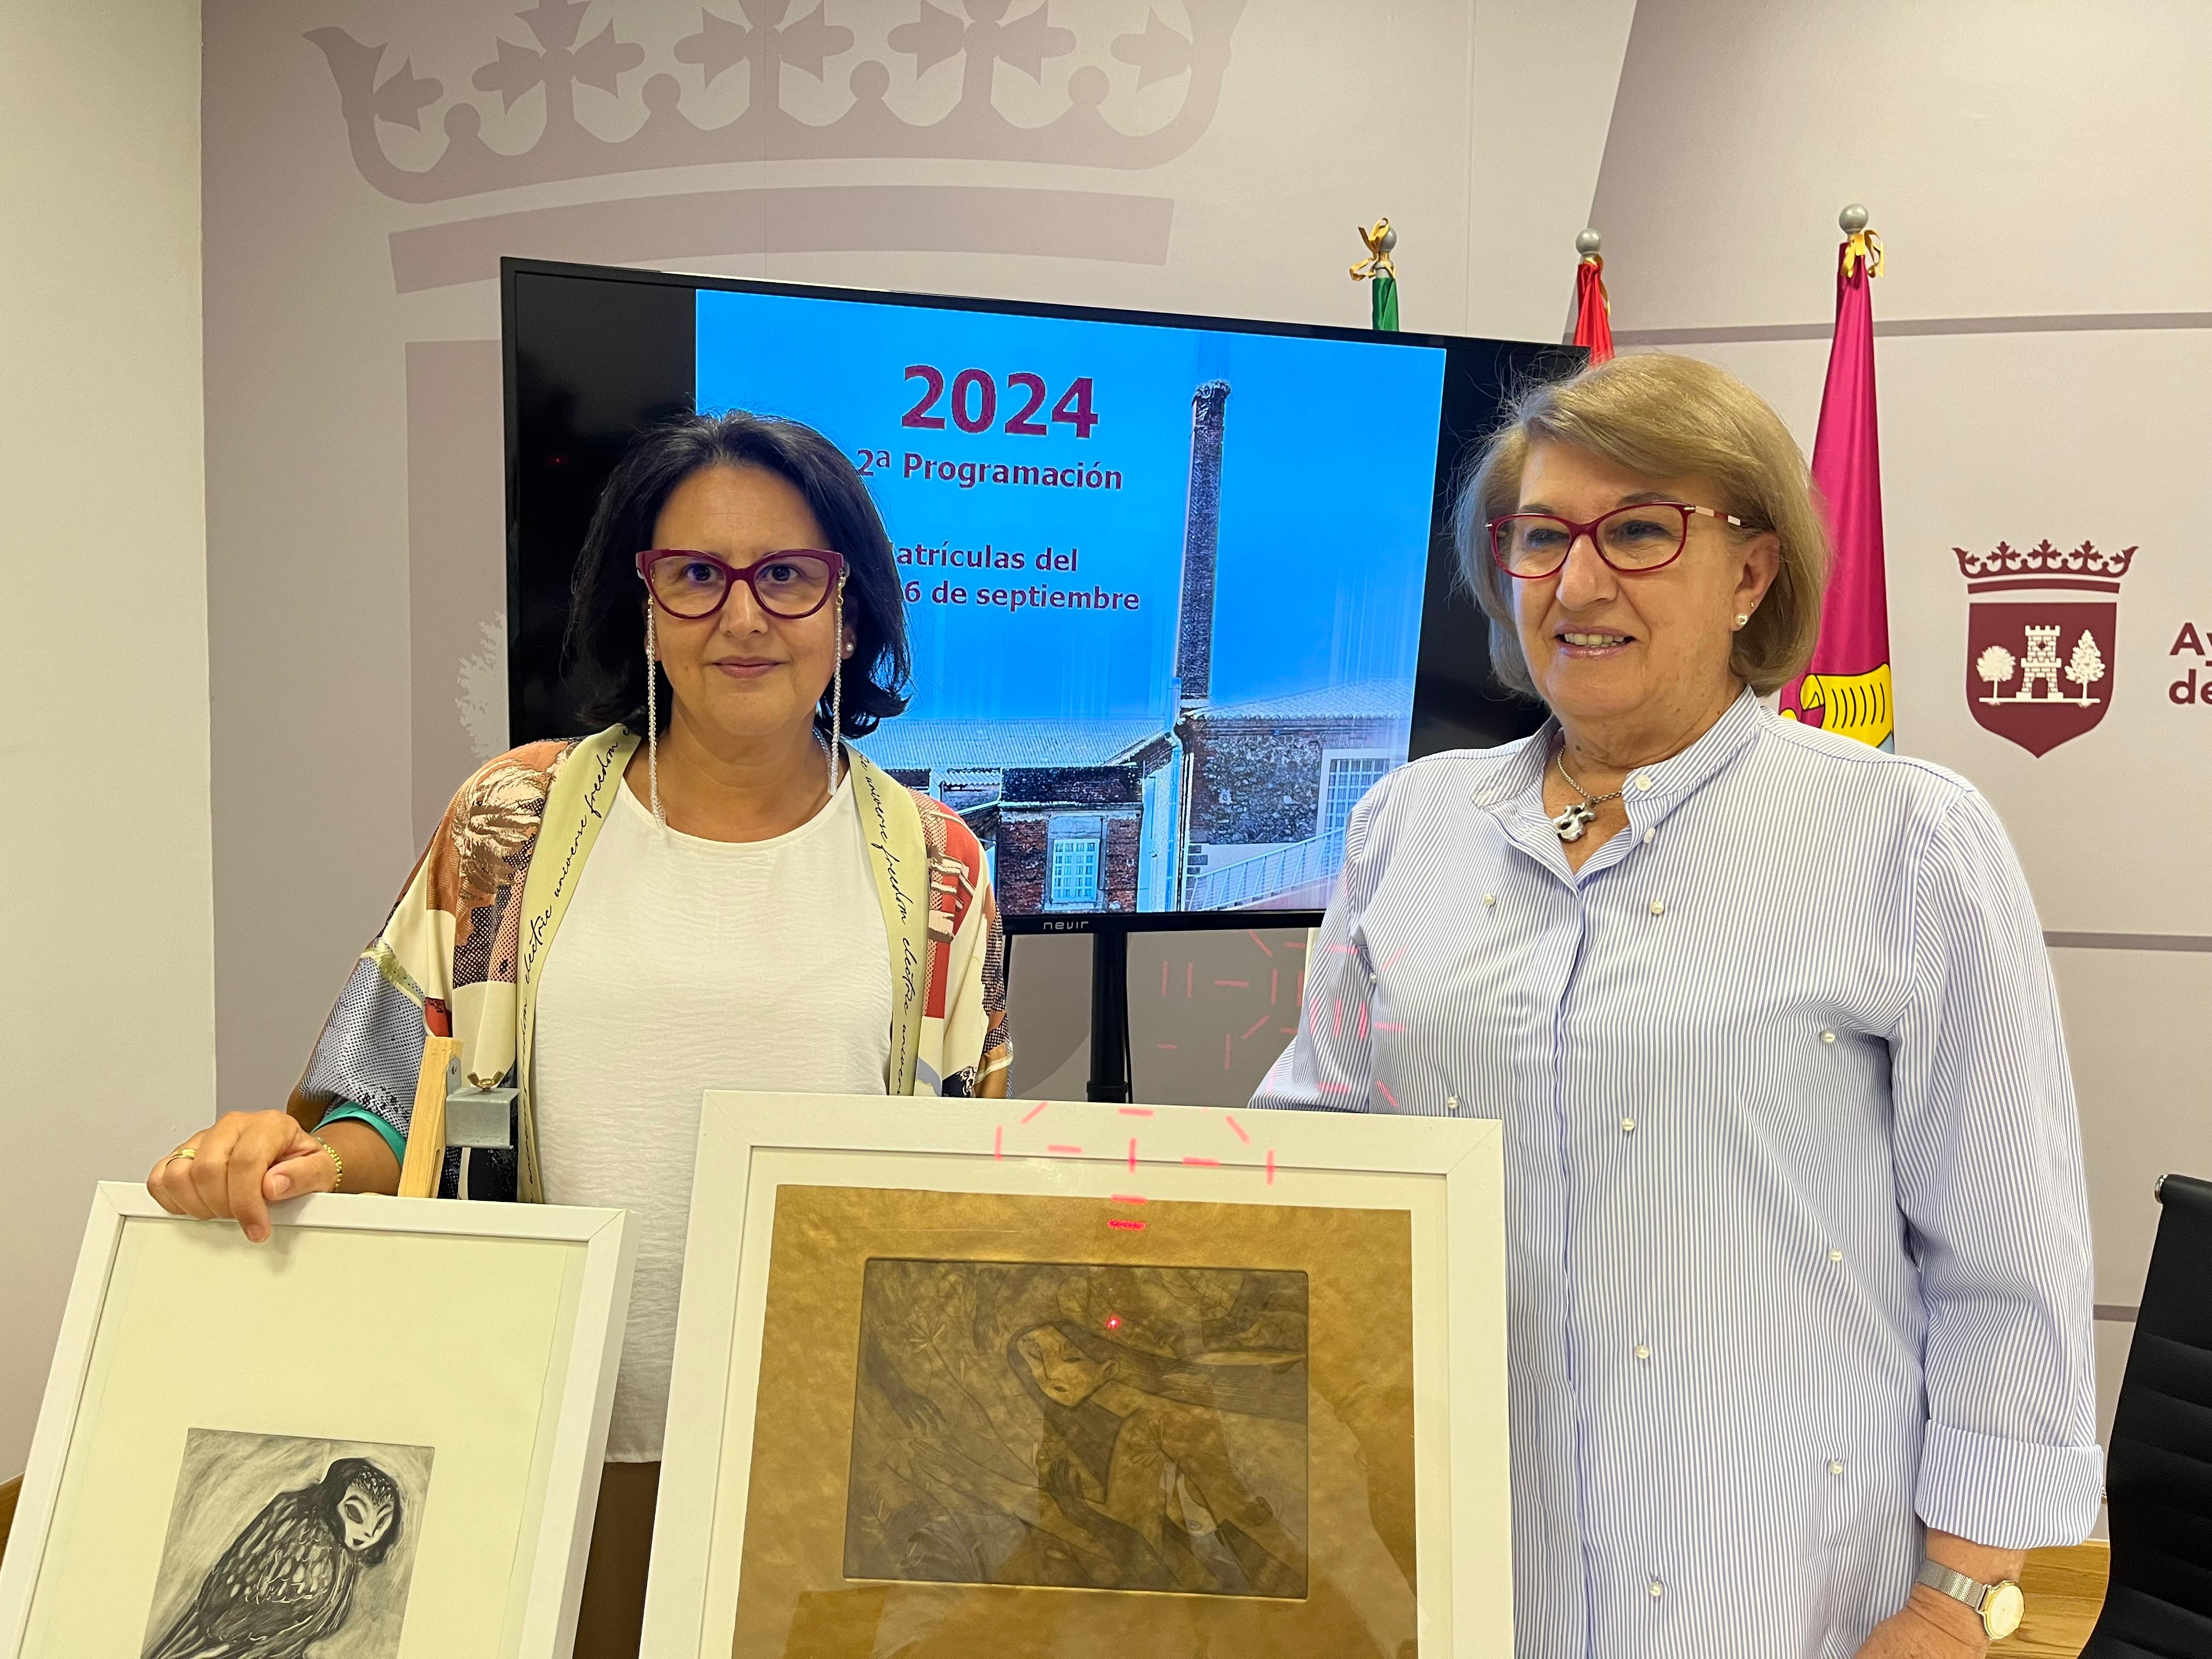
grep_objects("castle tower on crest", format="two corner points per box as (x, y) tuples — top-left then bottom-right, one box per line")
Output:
(2019, 625), (2063, 700)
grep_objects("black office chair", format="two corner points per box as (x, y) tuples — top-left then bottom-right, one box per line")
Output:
(2082, 1171), (2212, 1657)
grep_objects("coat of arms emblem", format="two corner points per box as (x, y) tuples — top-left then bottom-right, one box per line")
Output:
(1955, 539), (2135, 757)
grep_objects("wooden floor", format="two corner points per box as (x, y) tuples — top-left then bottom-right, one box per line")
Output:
(1998, 1543), (2109, 1657)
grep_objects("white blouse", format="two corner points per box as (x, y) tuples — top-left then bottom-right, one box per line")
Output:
(534, 772), (891, 1460)
(1258, 689), (2099, 1656)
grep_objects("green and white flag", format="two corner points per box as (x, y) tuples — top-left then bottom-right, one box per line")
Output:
(1369, 270), (1398, 331)
(1352, 218), (1399, 332)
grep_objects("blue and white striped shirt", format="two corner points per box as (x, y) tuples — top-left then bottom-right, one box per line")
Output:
(1254, 689), (2101, 1658)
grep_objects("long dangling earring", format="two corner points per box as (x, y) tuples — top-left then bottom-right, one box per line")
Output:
(645, 601), (667, 829)
(826, 577), (846, 798)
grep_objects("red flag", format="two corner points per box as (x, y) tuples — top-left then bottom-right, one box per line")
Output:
(1780, 229), (1893, 748)
(1573, 255), (1613, 364)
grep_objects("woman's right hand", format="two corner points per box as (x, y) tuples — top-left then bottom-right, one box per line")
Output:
(146, 1110), (345, 1243)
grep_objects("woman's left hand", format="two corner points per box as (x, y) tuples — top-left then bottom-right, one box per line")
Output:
(1852, 1590), (1989, 1658)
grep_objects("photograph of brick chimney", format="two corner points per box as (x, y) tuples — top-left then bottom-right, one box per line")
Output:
(867, 375), (1418, 915)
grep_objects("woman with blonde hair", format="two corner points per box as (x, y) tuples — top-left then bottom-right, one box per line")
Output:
(1257, 353), (2100, 1657)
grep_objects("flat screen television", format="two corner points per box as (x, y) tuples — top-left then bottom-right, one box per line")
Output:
(503, 258), (1564, 935)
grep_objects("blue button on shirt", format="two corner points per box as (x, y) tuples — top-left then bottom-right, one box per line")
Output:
(1254, 690), (2101, 1658)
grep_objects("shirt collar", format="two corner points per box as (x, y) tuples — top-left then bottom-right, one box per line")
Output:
(1470, 685), (1771, 824)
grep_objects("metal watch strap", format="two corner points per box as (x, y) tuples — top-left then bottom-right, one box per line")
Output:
(1916, 1558), (1987, 1610)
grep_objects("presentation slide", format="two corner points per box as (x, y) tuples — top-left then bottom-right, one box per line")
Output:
(695, 288), (1448, 916)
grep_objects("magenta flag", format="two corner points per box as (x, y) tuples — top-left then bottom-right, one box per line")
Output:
(1780, 233), (1893, 748)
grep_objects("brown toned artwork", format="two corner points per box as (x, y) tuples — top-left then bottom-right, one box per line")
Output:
(843, 1260), (1308, 1598)
(733, 1186), (1417, 1659)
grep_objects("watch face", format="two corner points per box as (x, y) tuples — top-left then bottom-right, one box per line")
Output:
(1984, 1581), (2025, 1640)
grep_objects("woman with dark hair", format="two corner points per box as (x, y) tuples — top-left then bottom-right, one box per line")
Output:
(146, 410), (1010, 1649)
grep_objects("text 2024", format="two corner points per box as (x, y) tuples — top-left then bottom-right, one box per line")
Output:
(902, 366), (1099, 438)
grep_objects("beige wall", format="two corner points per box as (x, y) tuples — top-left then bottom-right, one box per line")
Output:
(1590, 0), (2212, 1477)
(0, 0), (212, 1478)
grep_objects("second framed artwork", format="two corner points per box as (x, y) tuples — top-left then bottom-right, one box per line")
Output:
(641, 1094), (1510, 1658)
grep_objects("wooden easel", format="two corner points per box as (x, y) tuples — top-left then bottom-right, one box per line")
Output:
(397, 1035), (464, 1198)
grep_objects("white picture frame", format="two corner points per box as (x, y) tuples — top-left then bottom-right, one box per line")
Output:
(642, 1092), (1511, 1657)
(0, 1184), (635, 1659)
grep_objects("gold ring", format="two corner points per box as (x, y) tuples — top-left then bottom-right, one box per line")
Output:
(166, 1147), (198, 1163)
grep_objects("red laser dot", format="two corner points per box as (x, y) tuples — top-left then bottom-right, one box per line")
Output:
(1242, 1014), (1268, 1040)
(1111, 1193), (1148, 1204)
(1271, 968), (1279, 1005)
(1223, 1033), (1232, 1070)
(993, 1125), (1003, 1160)
(1266, 1149), (1277, 1184)
(1225, 1114), (1250, 1144)
(1186, 963), (1194, 997)
(1214, 979), (1249, 988)
(1127, 1137), (1137, 1172)
(1118, 1106), (1153, 1116)
(1108, 1219), (1148, 1232)
(1021, 1101), (1049, 1124)
(1105, 1314), (1121, 1329)
(1359, 1005), (1370, 1040)
(1048, 1144), (1082, 1155)
(1183, 1156), (1220, 1168)
(1248, 929), (1273, 957)
(1375, 1080), (1401, 1109)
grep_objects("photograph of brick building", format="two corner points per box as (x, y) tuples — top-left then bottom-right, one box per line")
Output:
(869, 720), (1173, 915)
(1178, 680), (1413, 911)
(867, 683), (1409, 916)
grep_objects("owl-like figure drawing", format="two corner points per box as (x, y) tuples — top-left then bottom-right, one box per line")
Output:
(144, 1458), (404, 1659)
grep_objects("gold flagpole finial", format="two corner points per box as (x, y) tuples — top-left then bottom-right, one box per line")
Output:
(1352, 218), (1398, 283)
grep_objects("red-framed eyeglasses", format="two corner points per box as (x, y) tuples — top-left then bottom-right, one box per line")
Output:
(634, 548), (845, 620)
(1486, 501), (1752, 580)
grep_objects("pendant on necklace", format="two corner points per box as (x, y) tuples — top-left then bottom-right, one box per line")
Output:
(1553, 801), (1597, 843)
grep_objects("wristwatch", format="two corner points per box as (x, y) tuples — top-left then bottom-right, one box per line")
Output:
(1915, 1558), (2025, 1640)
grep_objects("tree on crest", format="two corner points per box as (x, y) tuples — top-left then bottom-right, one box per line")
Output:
(1976, 644), (2016, 703)
(2064, 631), (2106, 703)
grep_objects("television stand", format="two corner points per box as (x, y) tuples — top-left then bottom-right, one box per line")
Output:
(1085, 928), (1132, 1104)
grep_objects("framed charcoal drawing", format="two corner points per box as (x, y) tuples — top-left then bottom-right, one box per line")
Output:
(0, 1184), (635, 1659)
(641, 1095), (1510, 1659)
